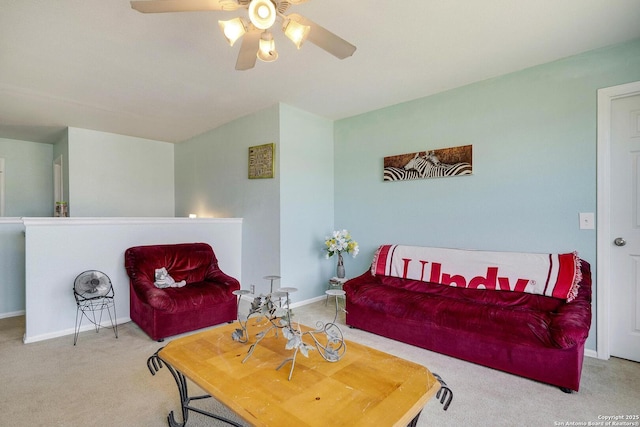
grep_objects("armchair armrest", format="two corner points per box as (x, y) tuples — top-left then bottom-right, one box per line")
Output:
(205, 263), (241, 292)
(129, 273), (175, 311)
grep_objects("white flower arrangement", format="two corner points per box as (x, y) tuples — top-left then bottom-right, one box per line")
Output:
(324, 229), (359, 258)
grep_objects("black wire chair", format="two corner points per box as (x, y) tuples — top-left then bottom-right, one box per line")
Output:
(73, 270), (118, 345)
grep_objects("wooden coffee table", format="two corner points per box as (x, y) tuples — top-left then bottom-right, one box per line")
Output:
(148, 322), (440, 427)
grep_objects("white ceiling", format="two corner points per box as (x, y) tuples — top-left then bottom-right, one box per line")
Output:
(1, 0), (639, 144)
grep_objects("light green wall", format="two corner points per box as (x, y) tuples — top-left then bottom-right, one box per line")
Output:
(174, 104), (335, 300)
(0, 138), (52, 316)
(0, 219), (25, 316)
(334, 38), (640, 352)
(279, 104), (335, 301)
(3, 39), (640, 356)
(175, 105), (281, 295)
(0, 138), (53, 216)
(67, 127), (175, 217)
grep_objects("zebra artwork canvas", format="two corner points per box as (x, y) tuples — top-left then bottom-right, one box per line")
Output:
(383, 145), (473, 182)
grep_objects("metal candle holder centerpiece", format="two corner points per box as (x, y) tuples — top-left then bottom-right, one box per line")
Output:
(232, 285), (346, 380)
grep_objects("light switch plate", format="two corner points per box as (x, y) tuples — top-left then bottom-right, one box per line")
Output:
(579, 212), (595, 230)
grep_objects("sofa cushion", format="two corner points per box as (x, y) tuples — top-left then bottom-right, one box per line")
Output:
(348, 281), (557, 347)
(146, 280), (236, 313)
(378, 275), (565, 312)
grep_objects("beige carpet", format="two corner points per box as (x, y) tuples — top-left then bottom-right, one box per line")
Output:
(1, 300), (638, 427)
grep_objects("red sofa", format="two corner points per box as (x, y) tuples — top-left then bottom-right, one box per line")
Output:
(344, 247), (592, 392)
(124, 243), (240, 341)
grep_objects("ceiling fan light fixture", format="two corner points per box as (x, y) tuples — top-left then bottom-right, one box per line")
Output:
(257, 32), (278, 62)
(131, 0), (357, 70)
(283, 18), (310, 49)
(248, 0), (276, 30)
(218, 17), (247, 46)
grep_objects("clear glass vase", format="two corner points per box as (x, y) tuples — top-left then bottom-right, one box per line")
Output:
(336, 253), (345, 279)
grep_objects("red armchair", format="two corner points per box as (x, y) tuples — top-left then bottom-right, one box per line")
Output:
(124, 242), (240, 341)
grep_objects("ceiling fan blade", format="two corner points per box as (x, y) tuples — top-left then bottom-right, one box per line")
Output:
(235, 29), (261, 70)
(288, 13), (356, 60)
(130, 0), (240, 13)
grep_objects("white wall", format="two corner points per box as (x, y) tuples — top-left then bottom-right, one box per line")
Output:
(0, 128), (181, 319)
(23, 217), (242, 343)
(67, 127), (175, 217)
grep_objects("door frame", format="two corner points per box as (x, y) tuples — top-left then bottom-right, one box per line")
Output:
(0, 157), (5, 216)
(596, 80), (640, 360)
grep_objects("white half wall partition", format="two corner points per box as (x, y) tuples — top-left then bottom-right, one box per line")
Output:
(23, 217), (242, 343)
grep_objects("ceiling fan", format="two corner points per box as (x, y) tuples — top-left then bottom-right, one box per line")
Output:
(130, 0), (357, 70)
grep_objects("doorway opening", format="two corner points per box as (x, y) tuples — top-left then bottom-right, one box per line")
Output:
(54, 155), (64, 216)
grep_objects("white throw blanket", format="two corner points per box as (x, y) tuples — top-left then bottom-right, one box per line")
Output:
(371, 245), (581, 302)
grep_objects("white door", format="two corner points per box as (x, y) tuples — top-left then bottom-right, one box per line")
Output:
(610, 93), (640, 362)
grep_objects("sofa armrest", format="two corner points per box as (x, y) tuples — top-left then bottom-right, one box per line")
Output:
(549, 299), (591, 349)
(344, 270), (377, 294)
(549, 261), (592, 349)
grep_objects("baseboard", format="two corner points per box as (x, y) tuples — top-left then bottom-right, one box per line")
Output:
(0, 310), (25, 319)
(584, 348), (598, 359)
(239, 294), (327, 307)
(23, 316), (131, 344)
(22, 294), (327, 344)
(291, 295), (326, 308)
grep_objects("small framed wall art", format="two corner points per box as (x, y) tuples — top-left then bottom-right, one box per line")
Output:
(248, 143), (275, 179)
